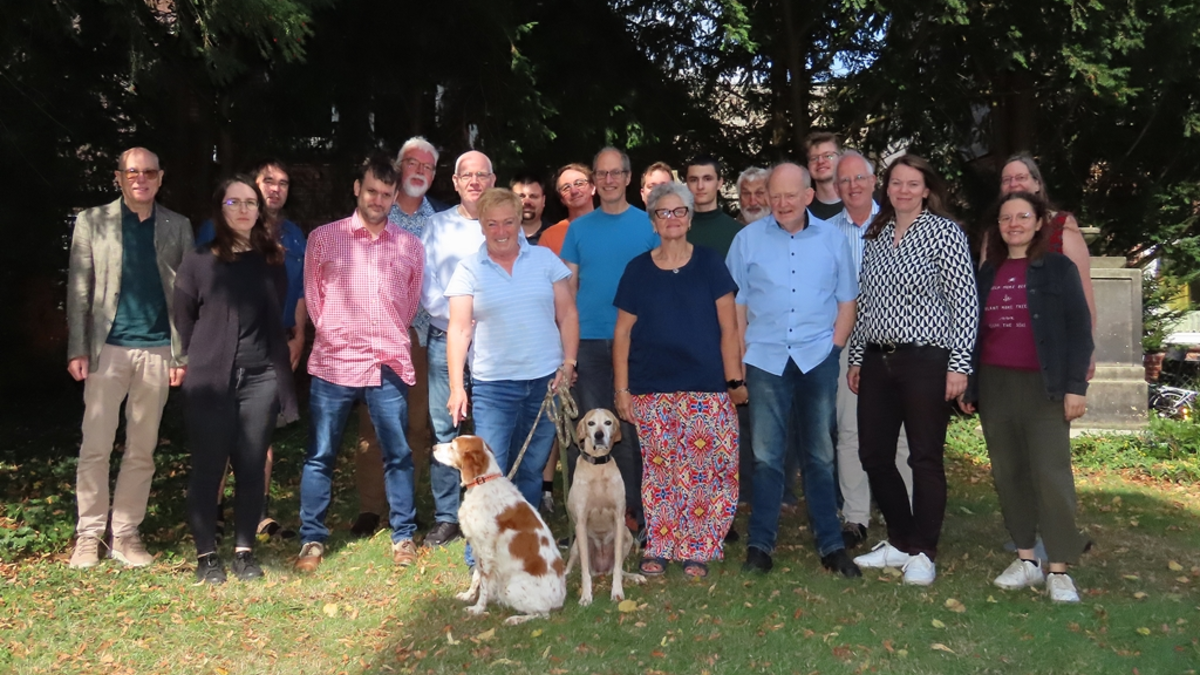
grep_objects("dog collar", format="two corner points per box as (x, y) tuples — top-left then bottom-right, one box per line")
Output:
(463, 473), (504, 489)
(578, 453), (612, 465)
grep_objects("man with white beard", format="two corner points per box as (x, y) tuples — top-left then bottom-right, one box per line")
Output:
(736, 166), (771, 225)
(350, 137), (450, 540)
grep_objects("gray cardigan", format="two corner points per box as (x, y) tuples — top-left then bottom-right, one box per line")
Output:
(173, 248), (299, 423)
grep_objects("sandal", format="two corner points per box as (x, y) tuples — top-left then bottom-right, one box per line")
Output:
(682, 560), (709, 579)
(639, 556), (668, 576)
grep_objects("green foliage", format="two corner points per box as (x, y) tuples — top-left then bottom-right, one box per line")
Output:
(1142, 270), (1194, 352)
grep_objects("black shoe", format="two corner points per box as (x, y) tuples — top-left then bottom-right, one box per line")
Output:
(742, 546), (774, 574)
(423, 521), (462, 548)
(350, 512), (381, 538)
(821, 548), (863, 578)
(724, 527), (740, 544)
(231, 551), (264, 581)
(557, 536), (572, 550)
(195, 554), (227, 584)
(841, 522), (868, 550)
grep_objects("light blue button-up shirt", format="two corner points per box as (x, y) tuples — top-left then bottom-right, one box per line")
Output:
(726, 214), (858, 375)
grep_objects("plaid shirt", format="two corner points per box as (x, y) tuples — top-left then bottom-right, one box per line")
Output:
(304, 211), (425, 387)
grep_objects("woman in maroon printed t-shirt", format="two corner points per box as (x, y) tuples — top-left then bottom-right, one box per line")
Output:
(959, 191), (1093, 604)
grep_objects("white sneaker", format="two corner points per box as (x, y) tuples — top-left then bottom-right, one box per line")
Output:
(1046, 573), (1080, 603)
(902, 553), (936, 586)
(853, 541), (911, 569)
(993, 559), (1046, 590)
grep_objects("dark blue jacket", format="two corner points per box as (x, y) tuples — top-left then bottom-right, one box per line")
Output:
(965, 252), (1092, 402)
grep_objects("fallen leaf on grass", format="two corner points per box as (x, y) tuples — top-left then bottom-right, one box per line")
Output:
(1176, 576), (1191, 584)
(530, 629), (543, 638)
(1168, 561), (1184, 572)
(1122, 575), (1140, 581)
(931, 643), (955, 654)
(1135, 627), (1151, 636)
(931, 619), (946, 629)
(322, 603), (338, 618)
(986, 595), (997, 604)
(475, 629), (495, 642)
(446, 631), (459, 645)
(944, 598), (966, 613)
(618, 599), (638, 613)
(1133, 592), (1149, 600)
(492, 658), (518, 665)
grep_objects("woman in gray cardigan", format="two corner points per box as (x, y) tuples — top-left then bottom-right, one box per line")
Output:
(174, 176), (298, 584)
(959, 191), (1093, 603)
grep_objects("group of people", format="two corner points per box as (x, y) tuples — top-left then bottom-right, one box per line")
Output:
(65, 132), (1095, 601)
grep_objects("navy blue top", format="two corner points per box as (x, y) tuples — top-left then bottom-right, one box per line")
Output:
(107, 203), (170, 347)
(614, 245), (738, 394)
(196, 218), (306, 328)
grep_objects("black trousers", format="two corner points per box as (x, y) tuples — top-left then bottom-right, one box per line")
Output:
(186, 366), (279, 555)
(856, 347), (950, 560)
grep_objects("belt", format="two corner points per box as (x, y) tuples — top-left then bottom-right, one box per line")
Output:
(865, 342), (934, 354)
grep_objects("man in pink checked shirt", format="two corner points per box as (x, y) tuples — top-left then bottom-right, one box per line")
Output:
(294, 153), (425, 572)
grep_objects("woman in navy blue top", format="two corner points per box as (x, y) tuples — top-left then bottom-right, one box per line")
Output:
(613, 182), (745, 579)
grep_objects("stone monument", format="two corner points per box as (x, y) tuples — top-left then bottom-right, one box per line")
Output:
(1087, 256), (1148, 428)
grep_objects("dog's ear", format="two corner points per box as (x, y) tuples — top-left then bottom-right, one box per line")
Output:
(575, 414), (589, 447)
(610, 412), (622, 444)
(458, 436), (490, 482)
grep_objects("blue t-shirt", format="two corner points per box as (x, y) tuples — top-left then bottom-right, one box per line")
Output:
(196, 218), (306, 328)
(613, 245), (737, 394)
(560, 206), (659, 339)
(445, 240), (572, 382)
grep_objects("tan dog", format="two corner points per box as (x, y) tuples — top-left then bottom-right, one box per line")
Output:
(433, 435), (566, 625)
(564, 409), (644, 605)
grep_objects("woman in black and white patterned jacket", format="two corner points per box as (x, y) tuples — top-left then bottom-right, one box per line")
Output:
(845, 154), (978, 587)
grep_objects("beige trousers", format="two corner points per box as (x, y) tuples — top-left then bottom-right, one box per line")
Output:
(77, 344), (171, 538)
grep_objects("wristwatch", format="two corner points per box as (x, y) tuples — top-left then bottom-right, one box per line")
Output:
(726, 379), (746, 390)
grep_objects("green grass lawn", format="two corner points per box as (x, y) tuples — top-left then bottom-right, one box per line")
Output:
(2, 396), (1198, 675)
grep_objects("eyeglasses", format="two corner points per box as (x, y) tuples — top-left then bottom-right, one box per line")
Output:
(222, 198), (260, 210)
(557, 179), (591, 194)
(121, 168), (161, 181)
(808, 152), (838, 163)
(837, 174), (873, 186)
(1001, 174), (1033, 185)
(653, 206), (690, 220)
(594, 169), (628, 180)
(401, 158), (436, 173)
(456, 171), (493, 182)
(998, 212), (1035, 224)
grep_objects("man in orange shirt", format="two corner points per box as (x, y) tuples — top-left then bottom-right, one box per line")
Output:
(537, 163), (595, 256)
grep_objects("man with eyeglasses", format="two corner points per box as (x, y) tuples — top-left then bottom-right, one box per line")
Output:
(726, 163), (860, 578)
(510, 171), (553, 244)
(538, 163), (596, 256)
(296, 153), (425, 572)
(685, 155), (741, 257)
(805, 132), (843, 221)
(67, 147), (193, 569)
(195, 158), (308, 537)
(560, 147), (659, 539)
(348, 137), (452, 541)
(418, 150), (505, 545)
(736, 166), (772, 225)
(829, 150), (913, 551)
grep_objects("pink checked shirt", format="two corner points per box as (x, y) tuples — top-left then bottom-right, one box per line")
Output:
(305, 212), (425, 388)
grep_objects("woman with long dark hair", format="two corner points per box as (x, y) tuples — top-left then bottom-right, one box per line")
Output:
(846, 155), (978, 586)
(959, 191), (1092, 602)
(174, 176), (298, 584)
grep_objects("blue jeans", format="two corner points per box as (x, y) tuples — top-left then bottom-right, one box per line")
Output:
(300, 367), (417, 544)
(425, 328), (463, 524)
(471, 374), (557, 507)
(746, 349), (843, 556)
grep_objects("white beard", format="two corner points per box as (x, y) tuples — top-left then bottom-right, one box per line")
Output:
(402, 178), (428, 199)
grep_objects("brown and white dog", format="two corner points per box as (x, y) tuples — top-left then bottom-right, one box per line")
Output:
(433, 435), (566, 625)
(565, 409), (645, 605)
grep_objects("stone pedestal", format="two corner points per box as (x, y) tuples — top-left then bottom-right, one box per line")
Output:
(1087, 257), (1148, 428)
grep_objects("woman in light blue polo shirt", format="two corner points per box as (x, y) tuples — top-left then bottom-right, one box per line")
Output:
(445, 188), (580, 506)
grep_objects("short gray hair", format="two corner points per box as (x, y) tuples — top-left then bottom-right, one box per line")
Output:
(593, 146), (631, 174)
(398, 136), (439, 166)
(837, 149), (874, 176)
(646, 181), (695, 215)
(737, 166), (770, 191)
(453, 150), (493, 176)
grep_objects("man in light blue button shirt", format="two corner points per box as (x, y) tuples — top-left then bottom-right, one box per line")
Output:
(726, 163), (861, 577)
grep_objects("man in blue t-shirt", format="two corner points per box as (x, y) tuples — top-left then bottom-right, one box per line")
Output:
(560, 147), (659, 533)
(195, 158), (307, 536)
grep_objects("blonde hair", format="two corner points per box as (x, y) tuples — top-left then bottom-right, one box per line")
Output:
(477, 188), (522, 221)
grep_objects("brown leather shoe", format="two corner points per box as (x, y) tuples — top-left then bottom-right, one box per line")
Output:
(391, 539), (418, 567)
(294, 541), (324, 573)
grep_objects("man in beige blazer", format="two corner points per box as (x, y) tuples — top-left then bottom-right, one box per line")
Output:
(66, 147), (192, 569)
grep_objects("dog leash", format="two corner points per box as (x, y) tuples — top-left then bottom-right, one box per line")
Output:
(506, 376), (578, 506)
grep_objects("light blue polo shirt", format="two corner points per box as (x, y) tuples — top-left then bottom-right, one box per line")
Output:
(560, 205), (659, 339)
(726, 214), (858, 375)
(445, 239), (572, 382)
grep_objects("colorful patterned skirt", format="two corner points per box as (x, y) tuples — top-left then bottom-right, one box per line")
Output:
(631, 391), (739, 562)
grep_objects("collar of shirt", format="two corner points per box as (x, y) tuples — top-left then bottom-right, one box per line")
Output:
(836, 200), (879, 229)
(351, 209), (397, 240)
(477, 237), (532, 270)
(388, 198), (435, 234)
(120, 200), (156, 224)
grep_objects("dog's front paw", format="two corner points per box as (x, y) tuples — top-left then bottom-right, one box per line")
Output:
(456, 589), (478, 603)
(610, 588), (625, 602)
(578, 591), (593, 607)
(625, 573), (646, 585)
(465, 604), (488, 617)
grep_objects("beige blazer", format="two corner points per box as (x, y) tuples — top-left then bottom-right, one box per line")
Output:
(66, 198), (193, 370)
